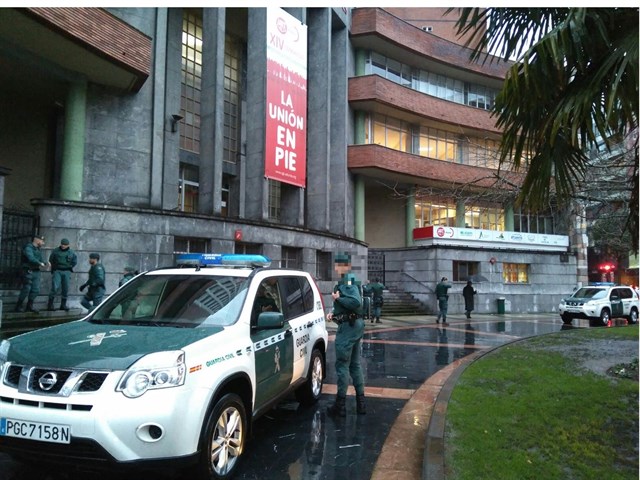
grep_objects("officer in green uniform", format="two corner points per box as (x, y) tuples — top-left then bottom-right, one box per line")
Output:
(80, 253), (106, 312)
(370, 278), (386, 324)
(119, 266), (137, 287)
(435, 276), (452, 324)
(15, 235), (49, 313)
(47, 238), (78, 311)
(326, 252), (366, 417)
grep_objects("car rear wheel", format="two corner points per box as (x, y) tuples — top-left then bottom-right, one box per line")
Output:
(195, 393), (246, 480)
(628, 308), (638, 325)
(295, 348), (324, 406)
(561, 314), (573, 325)
(598, 308), (611, 327)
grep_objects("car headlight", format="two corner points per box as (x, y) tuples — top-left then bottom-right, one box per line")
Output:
(117, 351), (186, 398)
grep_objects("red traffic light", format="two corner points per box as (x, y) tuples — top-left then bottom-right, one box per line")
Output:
(598, 263), (616, 272)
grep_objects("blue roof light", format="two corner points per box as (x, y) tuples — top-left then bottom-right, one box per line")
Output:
(176, 253), (271, 268)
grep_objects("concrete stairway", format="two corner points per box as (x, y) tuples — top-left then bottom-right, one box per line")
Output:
(375, 287), (431, 316)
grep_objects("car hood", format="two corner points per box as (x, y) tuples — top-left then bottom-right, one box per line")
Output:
(4, 320), (224, 370)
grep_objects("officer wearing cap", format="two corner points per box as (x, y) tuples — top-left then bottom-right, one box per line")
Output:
(14, 234), (49, 313)
(80, 253), (106, 312)
(47, 238), (77, 311)
(119, 266), (138, 287)
(326, 252), (366, 417)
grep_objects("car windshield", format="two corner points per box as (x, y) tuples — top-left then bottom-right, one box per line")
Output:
(572, 288), (607, 300)
(90, 274), (249, 327)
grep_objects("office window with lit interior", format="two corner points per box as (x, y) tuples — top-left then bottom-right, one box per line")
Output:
(503, 263), (529, 284)
(178, 163), (199, 213)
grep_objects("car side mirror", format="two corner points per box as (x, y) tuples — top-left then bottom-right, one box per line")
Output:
(256, 311), (284, 329)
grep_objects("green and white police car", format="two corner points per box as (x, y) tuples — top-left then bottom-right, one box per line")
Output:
(0, 254), (329, 479)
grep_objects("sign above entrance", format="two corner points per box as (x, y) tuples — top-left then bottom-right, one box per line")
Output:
(413, 226), (569, 252)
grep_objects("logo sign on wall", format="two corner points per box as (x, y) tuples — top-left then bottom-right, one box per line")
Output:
(265, 8), (307, 188)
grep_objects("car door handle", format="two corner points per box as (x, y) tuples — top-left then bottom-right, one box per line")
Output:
(285, 329), (292, 337)
(306, 321), (314, 328)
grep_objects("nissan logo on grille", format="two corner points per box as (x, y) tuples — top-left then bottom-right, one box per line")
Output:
(38, 372), (58, 391)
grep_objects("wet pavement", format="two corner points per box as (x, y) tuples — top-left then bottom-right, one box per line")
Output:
(0, 312), (604, 479)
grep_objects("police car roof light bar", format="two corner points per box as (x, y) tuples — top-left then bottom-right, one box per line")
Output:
(176, 253), (271, 269)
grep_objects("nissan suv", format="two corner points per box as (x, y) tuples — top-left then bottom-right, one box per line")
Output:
(559, 283), (639, 326)
(0, 254), (329, 479)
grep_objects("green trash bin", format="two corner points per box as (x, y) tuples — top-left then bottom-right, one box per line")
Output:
(497, 297), (506, 314)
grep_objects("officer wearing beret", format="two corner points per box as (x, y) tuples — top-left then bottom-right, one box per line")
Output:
(80, 253), (106, 312)
(326, 252), (366, 417)
(47, 238), (77, 311)
(119, 266), (138, 287)
(14, 234), (49, 313)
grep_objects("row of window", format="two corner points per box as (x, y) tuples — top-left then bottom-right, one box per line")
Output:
(415, 197), (556, 234)
(366, 113), (505, 169)
(365, 51), (499, 111)
(454, 261), (529, 284)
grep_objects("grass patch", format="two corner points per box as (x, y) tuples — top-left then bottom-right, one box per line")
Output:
(445, 326), (638, 480)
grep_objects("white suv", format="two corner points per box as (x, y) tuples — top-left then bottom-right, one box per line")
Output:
(0, 254), (328, 479)
(559, 284), (639, 326)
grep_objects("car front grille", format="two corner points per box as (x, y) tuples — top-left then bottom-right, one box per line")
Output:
(2, 363), (109, 397)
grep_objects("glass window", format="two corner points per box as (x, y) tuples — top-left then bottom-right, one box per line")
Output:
(268, 180), (281, 221)
(503, 263), (529, 284)
(282, 247), (302, 269)
(92, 274), (249, 327)
(180, 9), (203, 153)
(174, 236), (209, 254)
(178, 163), (199, 213)
(223, 34), (242, 164)
(316, 251), (332, 281)
(453, 261), (479, 282)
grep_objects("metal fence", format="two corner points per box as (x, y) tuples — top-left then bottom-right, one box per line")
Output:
(0, 210), (38, 289)
(368, 250), (385, 284)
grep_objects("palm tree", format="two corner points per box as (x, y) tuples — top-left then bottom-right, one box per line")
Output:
(447, 8), (639, 250)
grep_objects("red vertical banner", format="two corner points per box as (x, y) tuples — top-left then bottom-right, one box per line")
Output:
(265, 8), (307, 188)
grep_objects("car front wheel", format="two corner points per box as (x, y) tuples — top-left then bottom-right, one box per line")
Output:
(598, 308), (611, 327)
(195, 393), (246, 480)
(295, 348), (324, 406)
(561, 313), (573, 325)
(628, 308), (638, 325)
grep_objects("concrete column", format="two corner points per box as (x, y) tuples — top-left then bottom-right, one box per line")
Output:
(504, 201), (514, 231)
(355, 175), (365, 241)
(244, 8), (269, 221)
(199, 8), (226, 215)
(406, 186), (415, 246)
(456, 200), (466, 227)
(329, 24), (350, 236)
(355, 48), (366, 76)
(150, 8), (168, 209)
(306, 8), (332, 232)
(354, 111), (365, 144)
(60, 80), (87, 201)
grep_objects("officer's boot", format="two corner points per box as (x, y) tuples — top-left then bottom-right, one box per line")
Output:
(327, 395), (346, 418)
(356, 394), (367, 415)
(47, 298), (55, 311)
(26, 300), (39, 314)
(14, 300), (24, 313)
(60, 299), (69, 311)
(375, 317), (381, 324)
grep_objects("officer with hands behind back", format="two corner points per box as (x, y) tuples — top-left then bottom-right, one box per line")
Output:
(47, 238), (77, 311)
(14, 234), (49, 313)
(326, 252), (366, 417)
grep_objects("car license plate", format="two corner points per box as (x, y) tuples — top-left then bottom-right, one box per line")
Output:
(0, 418), (70, 444)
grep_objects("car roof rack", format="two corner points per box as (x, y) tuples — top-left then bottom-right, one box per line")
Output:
(588, 282), (616, 286)
(175, 253), (271, 270)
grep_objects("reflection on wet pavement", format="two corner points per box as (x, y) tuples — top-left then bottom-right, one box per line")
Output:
(1, 314), (606, 480)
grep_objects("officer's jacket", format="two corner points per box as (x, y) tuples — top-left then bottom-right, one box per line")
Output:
(332, 275), (362, 315)
(21, 243), (43, 270)
(49, 247), (78, 271)
(435, 281), (452, 298)
(87, 263), (106, 289)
